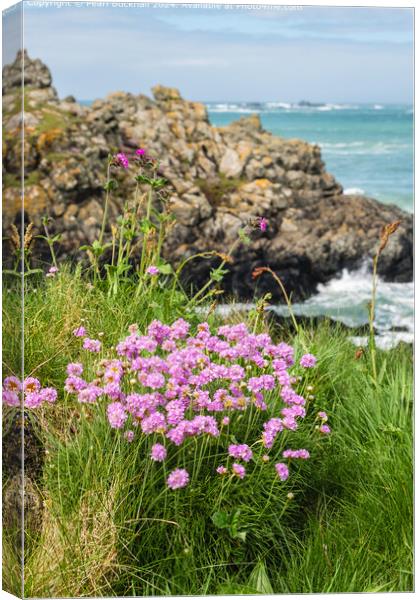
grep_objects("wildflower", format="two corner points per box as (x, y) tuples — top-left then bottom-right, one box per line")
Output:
(66, 362), (83, 377)
(228, 443), (253, 462)
(287, 492), (294, 500)
(151, 443), (167, 462)
(167, 468), (189, 490)
(3, 376), (21, 393)
(300, 353), (317, 368)
(320, 424), (331, 435)
(283, 449), (310, 460)
(216, 465), (228, 475)
(221, 416), (230, 426)
(39, 387), (58, 404)
(3, 390), (20, 407)
(258, 217), (268, 232)
(107, 402), (128, 429)
(23, 377), (41, 394)
(46, 266), (58, 278)
(78, 385), (102, 404)
(25, 392), (42, 408)
(262, 454), (270, 462)
(124, 430), (135, 442)
(83, 338), (101, 353)
(73, 326), (87, 337)
(116, 152), (129, 169)
(317, 411), (328, 421)
(275, 462), (289, 481)
(135, 148), (146, 156)
(146, 265), (160, 276)
(232, 463), (246, 479)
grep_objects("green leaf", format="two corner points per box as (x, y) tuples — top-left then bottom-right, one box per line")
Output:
(157, 263), (173, 275)
(238, 228), (251, 245)
(210, 268), (228, 283)
(248, 561), (274, 594)
(103, 179), (118, 191)
(211, 511), (229, 530)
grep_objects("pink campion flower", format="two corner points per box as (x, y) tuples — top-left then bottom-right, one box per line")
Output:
(124, 430), (135, 442)
(282, 449), (310, 460)
(39, 387), (58, 404)
(216, 465), (228, 475)
(3, 390), (20, 407)
(232, 463), (246, 479)
(275, 462), (289, 481)
(258, 217), (268, 232)
(146, 265), (160, 276)
(150, 443), (167, 462)
(107, 402), (128, 429)
(83, 338), (101, 353)
(116, 152), (129, 169)
(66, 362), (84, 377)
(300, 353), (317, 368)
(3, 376), (21, 393)
(319, 424), (331, 435)
(23, 377), (41, 394)
(73, 326), (86, 338)
(167, 468), (189, 490)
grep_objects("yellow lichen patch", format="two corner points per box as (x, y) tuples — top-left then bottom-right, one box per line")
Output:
(253, 178), (272, 190)
(37, 127), (64, 152)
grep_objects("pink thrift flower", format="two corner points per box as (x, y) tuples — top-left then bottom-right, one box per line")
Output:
(24, 392), (42, 408)
(258, 217), (268, 232)
(66, 362), (84, 377)
(23, 377), (41, 394)
(136, 148), (146, 156)
(107, 402), (128, 429)
(320, 424), (331, 435)
(124, 430), (135, 442)
(116, 152), (129, 169)
(150, 443), (167, 462)
(3, 376), (21, 393)
(167, 468), (189, 490)
(282, 449), (310, 460)
(228, 443), (253, 462)
(300, 354), (317, 368)
(318, 411), (328, 421)
(232, 463), (246, 479)
(216, 465), (228, 475)
(275, 462), (289, 481)
(46, 266), (59, 278)
(262, 454), (270, 462)
(73, 326), (86, 338)
(83, 338), (101, 353)
(3, 390), (20, 407)
(221, 416), (230, 426)
(146, 265), (160, 276)
(39, 387), (58, 404)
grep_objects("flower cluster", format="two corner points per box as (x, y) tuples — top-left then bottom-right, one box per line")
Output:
(2, 375), (57, 409)
(64, 319), (328, 490)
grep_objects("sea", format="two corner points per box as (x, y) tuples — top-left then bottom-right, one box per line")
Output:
(206, 102), (414, 348)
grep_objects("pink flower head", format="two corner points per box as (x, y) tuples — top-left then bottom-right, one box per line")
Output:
(283, 448), (310, 460)
(23, 377), (41, 394)
(146, 265), (160, 276)
(300, 353), (317, 368)
(228, 443), (253, 462)
(275, 462), (289, 481)
(39, 387), (58, 404)
(3, 390), (20, 407)
(221, 416), (230, 426)
(124, 430), (135, 442)
(46, 266), (59, 278)
(3, 376), (21, 393)
(150, 443), (167, 462)
(24, 392), (42, 408)
(258, 217), (268, 232)
(216, 465), (228, 475)
(83, 338), (101, 353)
(66, 362), (84, 377)
(320, 424), (331, 435)
(116, 152), (129, 169)
(73, 326), (87, 338)
(135, 148), (146, 156)
(232, 463), (246, 479)
(167, 468), (189, 490)
(107, 402), (128, 429)
(317, 411), (328, 421)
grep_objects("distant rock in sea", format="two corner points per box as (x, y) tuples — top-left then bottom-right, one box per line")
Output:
(2, 50), (413, 301)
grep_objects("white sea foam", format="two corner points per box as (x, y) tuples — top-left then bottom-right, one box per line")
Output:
(343, 187), (365, 195)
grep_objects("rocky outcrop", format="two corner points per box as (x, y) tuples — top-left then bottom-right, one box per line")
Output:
(2, 51), (413, 300)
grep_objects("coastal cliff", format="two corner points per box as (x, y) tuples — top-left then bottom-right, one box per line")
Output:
(3, 51), (413, 300)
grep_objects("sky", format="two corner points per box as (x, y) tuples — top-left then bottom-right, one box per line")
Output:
(2, 2), (414, 103)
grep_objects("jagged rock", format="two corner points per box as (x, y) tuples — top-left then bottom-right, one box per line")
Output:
(2, 51), (413, 301)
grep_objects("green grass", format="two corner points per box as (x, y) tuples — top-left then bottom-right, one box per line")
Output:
(2, 268), (413, 597)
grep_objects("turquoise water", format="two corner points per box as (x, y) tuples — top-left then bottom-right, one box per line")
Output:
(206, 103), (413, 213)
